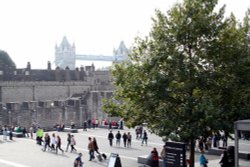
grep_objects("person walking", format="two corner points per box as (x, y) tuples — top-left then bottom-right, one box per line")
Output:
(3, 125), (8, 141)
(92, 119), (96, 129)
(199, 149), (208, 167)
(141, 130), (148, 146)
(160, 145), (167, 167)
(127, 132), (132, 148)
(93, 137), (100, 154)
(122, 132), (128, 147)
(219, 150), (228, 167)
(43, 133), (51, 152)
(88, 137), (95, 161)
(115, 131), (121, 147)
(95, 119), (99, 128)
(9, 126), (13, 141)
(108, 131), (114, 146)
(56, 135), (64, 154)
(22, 127), (28, 138)
(36, 127), (44, 145)
(65, 133), (71, 152)
(108, 121), (112, 130)
(136, 127), (140, 139)
(29, 126), (34, 139)
(70, 135), (77, 153)
(139, 126), (143, 138)
(51, 133), (57, 152)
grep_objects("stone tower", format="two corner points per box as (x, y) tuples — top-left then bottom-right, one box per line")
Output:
(55, 36), (76, 69)
(113, 41), (129, 62)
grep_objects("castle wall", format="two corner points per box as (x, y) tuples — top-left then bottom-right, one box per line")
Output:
(0, 91), (112, 130)
(0, 68), (114, 129)
(0, 81), (103, 103)
(2, 85), (33, 102)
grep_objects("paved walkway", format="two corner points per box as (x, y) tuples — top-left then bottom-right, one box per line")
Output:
(0, 127), (249, 167)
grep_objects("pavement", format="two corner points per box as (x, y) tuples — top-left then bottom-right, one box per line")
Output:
(0, 127), (249, 167)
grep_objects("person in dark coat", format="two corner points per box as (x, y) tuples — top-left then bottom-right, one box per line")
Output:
(122, 132), (128, 147)
(219, 150), (228, 167)
(141, 130), (148, 146)
(115, 131), (121, 147)
(93, 137), (100, 154)
(108, 131), (114, 146)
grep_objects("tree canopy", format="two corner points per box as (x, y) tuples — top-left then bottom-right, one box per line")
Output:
(0, 50), (16, 67)
(103, 0), (250, 166)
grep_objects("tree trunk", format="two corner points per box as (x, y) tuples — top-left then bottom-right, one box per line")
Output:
(189, 139), (195, 167)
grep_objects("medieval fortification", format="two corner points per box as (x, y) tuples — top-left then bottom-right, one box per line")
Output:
(0, 37), (128, 129)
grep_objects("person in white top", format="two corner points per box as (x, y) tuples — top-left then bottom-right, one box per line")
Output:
(51, 133), (57, 151)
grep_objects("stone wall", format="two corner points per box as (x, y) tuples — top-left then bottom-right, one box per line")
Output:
(0, 91), (113, 129)
(0, 79), (112, 103)
(0, 65), (114, 129)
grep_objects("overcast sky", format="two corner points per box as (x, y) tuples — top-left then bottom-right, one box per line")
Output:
(0, 0), (249, 69)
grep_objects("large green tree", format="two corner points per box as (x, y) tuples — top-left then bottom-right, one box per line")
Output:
(103, 0), (250, 166)
(207, 9), (250, 136)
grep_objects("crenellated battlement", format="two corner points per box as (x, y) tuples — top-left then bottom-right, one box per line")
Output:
(0, 60), (99, 82)
(0, 90), (113, 129)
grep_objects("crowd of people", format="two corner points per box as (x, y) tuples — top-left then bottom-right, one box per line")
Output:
(107, 130), (133, 148)
(1, 122), (240, 167)
(0, 124), (34, 141)
(1, 122), (152, 166)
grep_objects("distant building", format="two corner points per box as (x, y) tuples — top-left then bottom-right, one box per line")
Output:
(54, 36), (129, 69)
(55, 36), (76, 69)
(113, 41), (130, 62)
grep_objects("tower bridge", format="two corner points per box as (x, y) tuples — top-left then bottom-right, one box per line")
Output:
(55, 36), (129, 69)
(75, 54), (114, 61)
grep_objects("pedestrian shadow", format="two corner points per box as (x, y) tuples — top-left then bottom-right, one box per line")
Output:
(41, 149), (69, 157)
(0, 140), (16, 143)
(113, 146), (141, 151)
(66, 151), (79, 155)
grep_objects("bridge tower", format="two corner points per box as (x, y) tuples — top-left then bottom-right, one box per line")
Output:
(55, 36), (76, 69)
(113, 41), (129, 62)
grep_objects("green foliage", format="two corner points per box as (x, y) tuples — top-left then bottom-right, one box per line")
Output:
(103, 1), (250, 165)
(0, 50), (16, 67)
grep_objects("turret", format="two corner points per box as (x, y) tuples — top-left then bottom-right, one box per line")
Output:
(55, 36), (76, 70)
